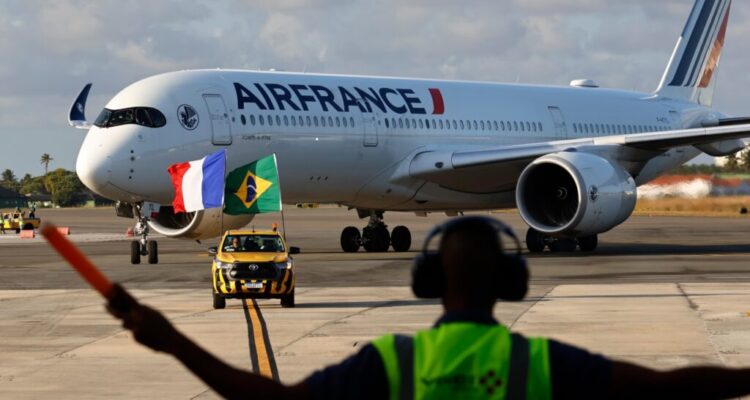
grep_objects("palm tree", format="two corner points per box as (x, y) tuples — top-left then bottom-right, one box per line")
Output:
(40, 153), (53, 176)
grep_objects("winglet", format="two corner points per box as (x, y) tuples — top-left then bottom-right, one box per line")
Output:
(68, 83), (93, 129)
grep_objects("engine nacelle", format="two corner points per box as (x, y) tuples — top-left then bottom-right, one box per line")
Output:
(516, 151), (636, 237)
(148, 206), (254, 240)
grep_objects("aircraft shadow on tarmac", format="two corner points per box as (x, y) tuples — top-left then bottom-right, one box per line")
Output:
(293, 297), (546, 309)
(528, 243), (750, 258)
(294, 299), (438, 309)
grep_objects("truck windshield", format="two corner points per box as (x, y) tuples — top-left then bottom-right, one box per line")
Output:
(222, 235), (285, 253)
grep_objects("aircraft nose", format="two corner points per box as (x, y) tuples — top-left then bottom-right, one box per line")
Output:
(76, 144), (112, 196)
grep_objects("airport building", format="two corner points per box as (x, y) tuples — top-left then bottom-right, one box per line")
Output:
(0, 187), (28, 209)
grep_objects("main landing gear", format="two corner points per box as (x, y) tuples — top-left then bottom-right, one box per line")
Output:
(525, 228), (598, 253)
(340, 212), (412, 253)
(130, 205), (159, 264)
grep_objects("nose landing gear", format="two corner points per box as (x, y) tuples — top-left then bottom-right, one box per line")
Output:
(339, 211), (412, 253)
(130, 204), (159, 264)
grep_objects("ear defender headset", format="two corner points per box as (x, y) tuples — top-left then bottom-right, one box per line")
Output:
(411, 216), (529, 301)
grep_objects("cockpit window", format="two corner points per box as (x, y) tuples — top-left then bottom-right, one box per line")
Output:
(94, 107), (167, 128)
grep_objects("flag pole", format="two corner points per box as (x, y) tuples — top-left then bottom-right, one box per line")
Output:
(274, 153), (287, 242)
(220, 149), (226, 239)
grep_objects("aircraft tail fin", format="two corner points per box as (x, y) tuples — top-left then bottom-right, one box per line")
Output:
(655, 0), (731, 106)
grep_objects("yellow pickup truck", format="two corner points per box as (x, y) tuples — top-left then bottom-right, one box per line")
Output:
(210, 229), (300, 309)
(2, 212), (40, 233)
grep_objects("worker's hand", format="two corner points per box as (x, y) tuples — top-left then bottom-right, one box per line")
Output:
(106, 283), (180, 354)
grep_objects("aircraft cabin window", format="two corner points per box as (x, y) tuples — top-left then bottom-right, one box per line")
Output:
(328, 116), (333, 127)
(306, 116), (311, 126)
(418, 119), (424, 129)
(343, 117), (348, 128)
(283, 116), (289, 126)
(472, 121), (478, 130)
(321, 117), (327, 127)
(480, 121), (485, 130)
(275, 116), (281, 126)
(298, 116), (304, 126)
(512, 121), (517, 131)
(259, 115), (265, 126)
(291, 116), (296, 127)
(385, 118), (389, 128)
(493, 121), (498, 131)
(336, 117), (341, 127)
(269, 115), (274, 126)
(240, 115), (246, 125)
(525, 122), (531, 131)
(350, 117), (355, 127)
(439, 120), (444, 130)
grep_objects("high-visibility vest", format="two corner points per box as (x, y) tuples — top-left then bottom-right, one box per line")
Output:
(372, 323), (551, 400)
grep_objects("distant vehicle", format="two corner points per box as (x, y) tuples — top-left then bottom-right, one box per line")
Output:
(2, 212), (40, 233)
(210, 229), (299, 309)
(70, 0), (748, 255)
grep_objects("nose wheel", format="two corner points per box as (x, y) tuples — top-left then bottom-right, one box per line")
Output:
(339, 212), (412, 253)
(130, 205), (159, 264)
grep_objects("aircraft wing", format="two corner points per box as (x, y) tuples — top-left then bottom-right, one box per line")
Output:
(398, 123), (750, 194)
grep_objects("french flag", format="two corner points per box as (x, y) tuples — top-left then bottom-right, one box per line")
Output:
(167, 150), (226, 213)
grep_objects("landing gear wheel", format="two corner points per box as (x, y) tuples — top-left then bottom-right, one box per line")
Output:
(391, 226), (412, 252)
(281, 289), (295, 308)
(131, 241), (141, 264)
(23, 223), (33, 230)
(212, 291), (226, 309)
(363, 226), (390, 252)
(578, 235), (598, 252)
(147, 241), (159, 264)
(526, 228), (546, 253)
(549, 238), (577, 252)
(340, 226), (361, 253)
(14, 228), (20, 234)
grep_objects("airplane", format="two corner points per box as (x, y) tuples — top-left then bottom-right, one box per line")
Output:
(69, 0), (749, 263)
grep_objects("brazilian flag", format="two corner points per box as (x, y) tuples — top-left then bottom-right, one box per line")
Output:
(224, 155), (282, 215)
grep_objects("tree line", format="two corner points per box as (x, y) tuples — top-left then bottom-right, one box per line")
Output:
(0, 153), (85, 207)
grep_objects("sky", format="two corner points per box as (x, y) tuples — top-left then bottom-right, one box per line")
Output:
(2, 0), (749, 177)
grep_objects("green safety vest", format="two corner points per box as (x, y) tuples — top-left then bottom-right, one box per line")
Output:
(372, 323), (551, 400)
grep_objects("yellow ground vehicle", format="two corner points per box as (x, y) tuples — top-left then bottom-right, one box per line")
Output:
(2, 212), (40, 233)
(210, 229), (299, 309)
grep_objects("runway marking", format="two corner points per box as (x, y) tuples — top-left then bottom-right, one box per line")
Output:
(242, 299), (279, 381)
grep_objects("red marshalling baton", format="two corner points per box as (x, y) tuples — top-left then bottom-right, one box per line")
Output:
(41, 222), (114, 298)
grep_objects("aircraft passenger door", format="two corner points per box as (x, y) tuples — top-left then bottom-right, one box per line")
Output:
(547, 106), (568, 138)
(669, 110), (682, 129)
(359, 100), (378, 147)
(203, 94), (232, 145)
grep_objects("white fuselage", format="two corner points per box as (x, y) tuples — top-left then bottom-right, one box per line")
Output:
(76, 70), (717, 211)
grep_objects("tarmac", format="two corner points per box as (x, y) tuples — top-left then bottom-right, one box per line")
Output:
(3, 207), (750, 398)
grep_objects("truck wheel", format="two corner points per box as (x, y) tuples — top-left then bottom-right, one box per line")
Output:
(281, 289), (295, 308)
(131, 241), (141, 264)
(212, 291), (226, 309)
(147, 241), (158, 264)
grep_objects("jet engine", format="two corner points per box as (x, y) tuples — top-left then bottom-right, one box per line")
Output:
(516, 151), (636, 237)
(148, 206), (254, 240)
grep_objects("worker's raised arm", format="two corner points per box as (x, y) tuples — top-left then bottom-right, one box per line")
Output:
(608, 360), (750, 399)
(106, 284), (310, 400)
